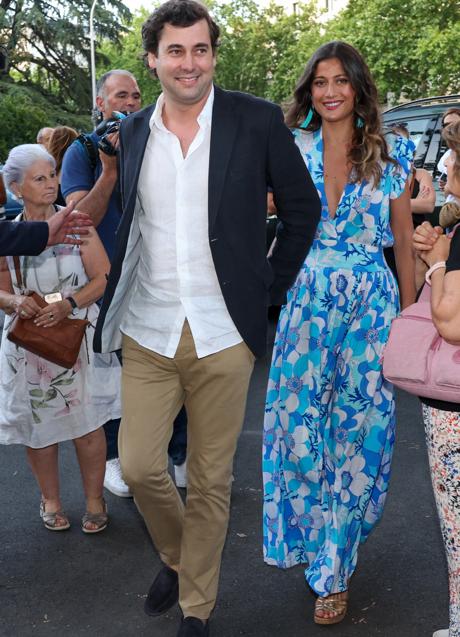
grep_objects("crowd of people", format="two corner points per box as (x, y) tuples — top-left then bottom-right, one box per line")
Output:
(0, 1), (459, 636)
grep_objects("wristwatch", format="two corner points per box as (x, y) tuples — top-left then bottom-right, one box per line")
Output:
(67, 296), (79, 315)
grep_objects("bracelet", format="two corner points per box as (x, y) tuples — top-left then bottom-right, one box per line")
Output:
(425, 261), (446, 285)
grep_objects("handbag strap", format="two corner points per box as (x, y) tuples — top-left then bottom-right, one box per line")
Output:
(12, 255), (24, 291)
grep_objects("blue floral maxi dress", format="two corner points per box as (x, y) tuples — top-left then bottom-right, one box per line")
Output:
(262, 129), (413, 596)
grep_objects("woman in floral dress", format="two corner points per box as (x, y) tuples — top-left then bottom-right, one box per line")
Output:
(262, 42), (415, 624)
(413, 122), (460, 637)
(0, 144), (121, 533)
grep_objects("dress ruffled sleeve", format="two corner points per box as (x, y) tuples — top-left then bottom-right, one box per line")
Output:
(388, 134), (415, 200)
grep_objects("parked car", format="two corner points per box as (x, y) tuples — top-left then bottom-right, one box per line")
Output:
(0, 165), (23, 221)
(382, 94), (460, 221)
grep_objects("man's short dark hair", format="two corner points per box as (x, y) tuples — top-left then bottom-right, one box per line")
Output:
(142, 0), (220, 58)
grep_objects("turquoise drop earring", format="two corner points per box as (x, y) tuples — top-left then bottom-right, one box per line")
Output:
(356, 116), (364, 128)
(300, 108), (314, 129)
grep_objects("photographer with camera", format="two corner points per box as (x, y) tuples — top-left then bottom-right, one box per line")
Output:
(61, 70), (141, 261)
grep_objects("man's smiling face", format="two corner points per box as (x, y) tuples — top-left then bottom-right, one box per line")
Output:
(147, 19), (216, 109)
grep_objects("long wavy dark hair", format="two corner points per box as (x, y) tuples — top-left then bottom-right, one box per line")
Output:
(285, 41), (394, 184)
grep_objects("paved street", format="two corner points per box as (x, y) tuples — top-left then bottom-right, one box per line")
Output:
(0, 318), (447, 637)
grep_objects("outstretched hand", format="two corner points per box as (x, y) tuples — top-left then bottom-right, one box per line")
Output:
(46, 202), (93, 247)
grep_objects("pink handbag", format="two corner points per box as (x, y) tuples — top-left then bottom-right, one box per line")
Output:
(382, 283), (460, 403)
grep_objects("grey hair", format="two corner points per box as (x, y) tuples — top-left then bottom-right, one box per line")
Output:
(96, 69), (137, 98)
(3, 144), (56, 191)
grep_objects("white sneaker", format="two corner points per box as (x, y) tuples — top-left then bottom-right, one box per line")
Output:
(174, 461), (187, 488)
(433, 629), (449, 637)
(104, 458), (132, 498)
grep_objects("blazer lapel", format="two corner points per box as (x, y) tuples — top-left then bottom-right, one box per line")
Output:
(208, 86), (239, 233)
(123, 105), (154, 212)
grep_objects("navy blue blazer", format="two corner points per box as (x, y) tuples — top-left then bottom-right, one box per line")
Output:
(0, 221), (48, 256)
(94, 86), (320, 358)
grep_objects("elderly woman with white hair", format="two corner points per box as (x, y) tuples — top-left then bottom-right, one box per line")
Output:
(0, 144), (121, 533)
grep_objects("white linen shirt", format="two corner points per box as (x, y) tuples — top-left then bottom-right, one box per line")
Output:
(120, 89), (242, 358)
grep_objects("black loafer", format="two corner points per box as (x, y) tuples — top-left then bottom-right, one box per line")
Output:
(144, 565), (179, 616)
(177, 617), (210, 636)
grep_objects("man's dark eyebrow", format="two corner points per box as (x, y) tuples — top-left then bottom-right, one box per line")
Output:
(166, 42), (210, 50)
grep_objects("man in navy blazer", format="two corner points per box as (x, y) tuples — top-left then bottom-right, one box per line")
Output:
(94, 2), (320, 635)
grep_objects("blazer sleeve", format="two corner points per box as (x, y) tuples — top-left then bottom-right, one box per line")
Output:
(0, 221), (49, 256)
(267, 106), (320, 305)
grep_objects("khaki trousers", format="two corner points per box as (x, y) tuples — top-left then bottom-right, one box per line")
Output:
(119, 324), (255, 620)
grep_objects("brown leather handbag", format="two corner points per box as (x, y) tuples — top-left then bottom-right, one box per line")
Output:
(7, 256), (90, 369)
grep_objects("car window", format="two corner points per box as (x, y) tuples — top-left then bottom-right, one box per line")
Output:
(383, 115), (432, 151)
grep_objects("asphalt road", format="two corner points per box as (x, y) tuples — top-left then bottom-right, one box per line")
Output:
(0, 317), (448, 637)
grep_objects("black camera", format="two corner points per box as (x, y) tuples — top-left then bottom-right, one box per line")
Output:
(95, 111), (127, 156)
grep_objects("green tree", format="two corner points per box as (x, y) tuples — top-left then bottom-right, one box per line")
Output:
(0, 81), (91, 161)
(0, 0), (132, 110)
(213, 0), (322, 103)
(325, 0), (460, 100)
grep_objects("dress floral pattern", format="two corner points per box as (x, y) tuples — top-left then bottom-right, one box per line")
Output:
(0, 236), (121, 449)
(263, 129), (413, 596)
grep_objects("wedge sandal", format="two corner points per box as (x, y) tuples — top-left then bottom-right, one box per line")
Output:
(314, 591), (348, 625)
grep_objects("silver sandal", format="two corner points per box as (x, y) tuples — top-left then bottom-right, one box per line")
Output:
(40, 500), (70, 531)
(82, 499), (108, 534)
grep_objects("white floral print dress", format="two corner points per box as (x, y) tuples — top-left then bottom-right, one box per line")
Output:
(0, 239), (121, 449)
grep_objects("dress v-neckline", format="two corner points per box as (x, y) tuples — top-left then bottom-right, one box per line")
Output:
(317, 128), (354, 221)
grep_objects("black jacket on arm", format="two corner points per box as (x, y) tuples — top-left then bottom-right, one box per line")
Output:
(94, 86), (320, 358)
(0, 221), (48, 256)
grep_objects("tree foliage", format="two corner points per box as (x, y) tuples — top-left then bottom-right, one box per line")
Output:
(0, 0), (132, 109)
(0, 81), (90, 162)
(213, 0), (322, 105)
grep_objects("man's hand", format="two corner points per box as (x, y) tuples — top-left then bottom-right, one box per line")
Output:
(99, 147), (118, 175)
(47, 202), (93, 247)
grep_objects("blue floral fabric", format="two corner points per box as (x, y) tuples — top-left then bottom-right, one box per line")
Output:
(262, 128), (413, 596)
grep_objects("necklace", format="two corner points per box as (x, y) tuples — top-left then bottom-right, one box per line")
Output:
(22, 205), (54, 222)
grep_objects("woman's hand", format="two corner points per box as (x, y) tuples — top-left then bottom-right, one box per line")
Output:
(420, 234), (452, 267)
(412, 221), (443, 252)
(33, 299), (72, 327)
(5, 294), (41, 318)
